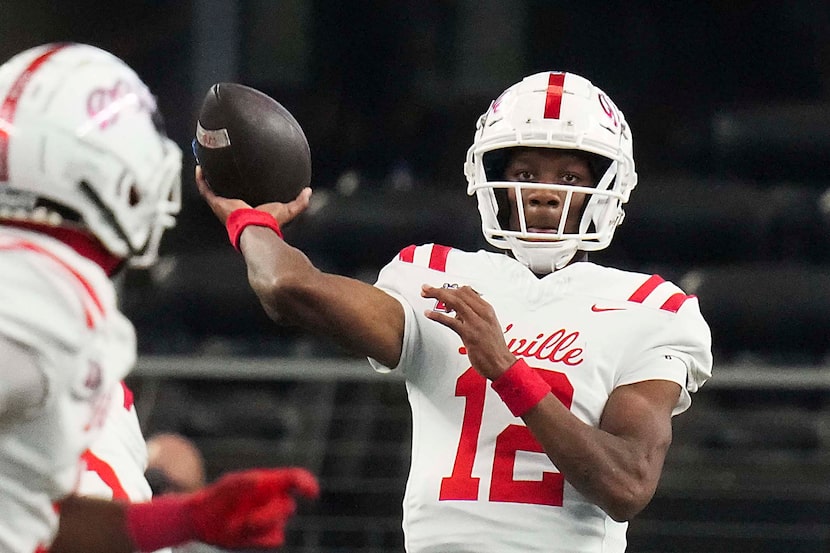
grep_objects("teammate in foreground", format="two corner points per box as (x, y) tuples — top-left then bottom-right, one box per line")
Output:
(197, 71), (712, 552)
(0, 43), (318, 553)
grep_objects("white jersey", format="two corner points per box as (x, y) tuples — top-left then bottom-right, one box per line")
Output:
(78, 382), (173, 553)
(0, 227), (136, 553)
(77, 382), (152, 502)
(371, 244), (712, 553)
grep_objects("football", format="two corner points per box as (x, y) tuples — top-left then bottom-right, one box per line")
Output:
(194, 82), (312, 205)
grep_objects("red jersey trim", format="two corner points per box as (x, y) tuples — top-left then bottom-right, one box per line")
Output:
(398, 244), (416, 263)
(81, 450), (130, 500)
(627, 274), (665, 304)
(397, 244), (452, 272)
(660, 293), (696, 313)
(0, 240), (105, 328)
(121, 381), (134, 410)
(428, 244), (451, 272)
(0, 44), (67, 181)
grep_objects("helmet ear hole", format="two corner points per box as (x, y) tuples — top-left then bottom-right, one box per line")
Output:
(128, 185), (141, 207)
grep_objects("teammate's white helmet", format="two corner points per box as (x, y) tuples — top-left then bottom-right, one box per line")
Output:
(0, 43), (182, 267)
(465, 71), (637, 273)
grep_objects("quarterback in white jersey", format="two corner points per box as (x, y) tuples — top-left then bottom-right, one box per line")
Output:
(371, 245), (710, 552)
(197, 70), (712, 553)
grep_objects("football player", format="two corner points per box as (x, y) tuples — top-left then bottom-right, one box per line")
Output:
(0, 43), (318, 553)
(197, 71), (712, 552)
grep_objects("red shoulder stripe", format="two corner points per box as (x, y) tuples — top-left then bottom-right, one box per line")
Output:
(428, 244), (451, 272)
(121, 381), (134, 410)
(0, 240), (105, 328)
(398, 244), (416, 263)
(628, 274), (665, 304)
(660, 293), (696, 313)
(81, 450), (129, 500)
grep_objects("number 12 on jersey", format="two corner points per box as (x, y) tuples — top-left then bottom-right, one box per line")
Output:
(439, 366), (574, 507)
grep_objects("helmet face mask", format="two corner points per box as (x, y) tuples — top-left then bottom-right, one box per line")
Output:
(465, 71), (637, 274)
(0, 43), (182, 268)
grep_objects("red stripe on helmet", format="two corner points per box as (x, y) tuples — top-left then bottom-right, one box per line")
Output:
(0, 44), (68, 182)
(543, 72), (566, 119)
(628, 274), (665, 304)
(428, 244), (451, 272)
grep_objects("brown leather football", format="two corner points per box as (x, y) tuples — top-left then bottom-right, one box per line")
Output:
(194, 82), (311, 205)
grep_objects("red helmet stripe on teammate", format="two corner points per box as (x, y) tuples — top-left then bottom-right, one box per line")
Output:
(0, 44), (67, 181)
(543, 72), (566, 119)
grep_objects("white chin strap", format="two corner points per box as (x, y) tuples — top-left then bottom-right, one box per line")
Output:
(507, 237), (580, 274)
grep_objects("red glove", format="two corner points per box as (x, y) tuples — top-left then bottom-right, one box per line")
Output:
(125, 467), (319, 551)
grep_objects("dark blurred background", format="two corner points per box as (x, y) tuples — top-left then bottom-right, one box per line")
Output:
(3, 1), (830, 551)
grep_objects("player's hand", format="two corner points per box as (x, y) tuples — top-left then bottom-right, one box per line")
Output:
(421, 284), (516, 380)
(195, 165), (312, 226)
(186, 467), (319, 549)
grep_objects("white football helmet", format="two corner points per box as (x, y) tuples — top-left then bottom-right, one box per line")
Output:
(465, 71), (637, 273)
(0, 43), (181, 267)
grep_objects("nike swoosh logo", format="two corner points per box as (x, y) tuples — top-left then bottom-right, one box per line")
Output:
(591, 304), (626, 312)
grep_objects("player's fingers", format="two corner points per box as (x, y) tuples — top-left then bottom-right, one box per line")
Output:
(283, 187), (313, 221)
(424, 309), (463, 334)
(194, 166), (215, 198)
(259, 468), (320, 499)
(284, 467), (320, 499)
(422, 285), (476, 318)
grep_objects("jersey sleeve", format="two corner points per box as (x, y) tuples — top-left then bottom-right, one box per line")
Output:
(368, 255), (422, 374)
(616, 296), (713, 415)
(368, 244), (453, 374)
(78, 383), (152, 502)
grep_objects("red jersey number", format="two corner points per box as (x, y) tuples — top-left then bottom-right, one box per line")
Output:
(439, 366), (574, 507)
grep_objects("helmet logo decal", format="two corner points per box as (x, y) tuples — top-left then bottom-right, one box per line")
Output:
(0, 44), (67, 181)
(491, 90), (508, 114)
(598, 92), (620, 130)
(543, 72), (566, 119)
(86, 79), (141, 130)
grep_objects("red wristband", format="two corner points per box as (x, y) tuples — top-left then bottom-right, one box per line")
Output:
(491, 358), (550, 417)
(226, 208), (283, 251)
(124, 495), (195, 552)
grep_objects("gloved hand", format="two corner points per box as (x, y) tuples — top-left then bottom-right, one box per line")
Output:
(126, 467), (319, 551)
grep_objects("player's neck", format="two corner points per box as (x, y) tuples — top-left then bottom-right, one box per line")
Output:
(530, 251), (589, 278)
